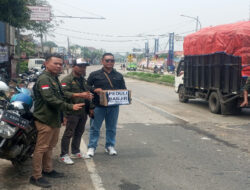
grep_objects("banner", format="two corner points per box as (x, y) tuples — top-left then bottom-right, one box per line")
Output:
(0, 46), (8, 63)
(27, 6), (51, 21)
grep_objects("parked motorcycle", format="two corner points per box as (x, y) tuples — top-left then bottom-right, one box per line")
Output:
(0, 81), (36, 167)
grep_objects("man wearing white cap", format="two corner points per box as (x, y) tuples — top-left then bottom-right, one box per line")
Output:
(59, 58), (95, 164)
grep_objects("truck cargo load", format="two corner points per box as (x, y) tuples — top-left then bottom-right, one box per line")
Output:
(183, 21), (250, 77)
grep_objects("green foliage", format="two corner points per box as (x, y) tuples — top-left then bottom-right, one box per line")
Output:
(17, 61), (28, 74)
(158, 54), (168, 59)
(20, 40), (36, 57)
(0, 0), (30, 28)
(0, 0), (56, 37)
(43, 41), (58, 53)
(43, 41), (57, 48)
(80, 47), (105, 64)
(126, 72), (174, 85)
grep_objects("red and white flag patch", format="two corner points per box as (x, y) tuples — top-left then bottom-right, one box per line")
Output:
(61, 83), (67, 87)
(41, 85), (50, 90)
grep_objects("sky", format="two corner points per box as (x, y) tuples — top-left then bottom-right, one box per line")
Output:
(45, 0), (250, 54)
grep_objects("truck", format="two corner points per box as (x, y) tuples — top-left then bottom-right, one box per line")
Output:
(126, 62), (137, 71)
(28, 58), (45, 71)
(175, 21), (250, 114)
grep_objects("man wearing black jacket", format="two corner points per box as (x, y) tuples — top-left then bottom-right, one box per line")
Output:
(86, 53), (126, 157)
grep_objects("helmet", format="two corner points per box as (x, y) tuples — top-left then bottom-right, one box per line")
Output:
(10, 93), (33, 109)
(0, 81), (9, 92)
(16, 87), (31, 96)
(11, 101), (25, 111)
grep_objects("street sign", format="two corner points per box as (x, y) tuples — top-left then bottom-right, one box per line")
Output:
(27, 6), (51, 21)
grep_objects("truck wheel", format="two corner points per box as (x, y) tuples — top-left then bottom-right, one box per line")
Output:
(209, 92), (221, 114)
(179, 86), (188, 103)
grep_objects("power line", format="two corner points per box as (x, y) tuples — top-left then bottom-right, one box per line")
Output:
(56, 27), (169, 38)
(54, 8), (69, 16)
(52, 0), (105, 18)
(53, 15), (105, 19)
(53, 32), (169, 43)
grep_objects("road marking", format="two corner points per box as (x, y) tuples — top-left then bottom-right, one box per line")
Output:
(201, 137), (211, 140)
(133, 97), (187, 124)
(80, 139), (106, 190)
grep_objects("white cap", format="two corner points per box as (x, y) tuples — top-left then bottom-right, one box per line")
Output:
(75, 58), (89, 66)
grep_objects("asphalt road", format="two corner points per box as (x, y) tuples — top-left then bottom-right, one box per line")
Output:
(83, 64), (250, 190)
(1, 64), (250, 190)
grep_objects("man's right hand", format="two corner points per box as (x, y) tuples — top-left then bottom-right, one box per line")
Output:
(73, 103), (85, 110)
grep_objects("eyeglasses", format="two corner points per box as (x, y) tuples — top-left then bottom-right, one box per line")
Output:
(104, 59), (115, 63)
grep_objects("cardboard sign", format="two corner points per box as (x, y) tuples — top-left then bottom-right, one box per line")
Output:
(99, 90), (131, 106)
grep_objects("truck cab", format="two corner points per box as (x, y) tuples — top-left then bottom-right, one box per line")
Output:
(175, 59), (184, 93)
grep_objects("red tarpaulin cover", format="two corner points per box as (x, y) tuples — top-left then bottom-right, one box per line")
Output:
(183, 21), (250, 77)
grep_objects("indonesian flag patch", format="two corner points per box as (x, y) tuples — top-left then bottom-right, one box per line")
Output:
(41, 85), (50, 90)
(61, 83), (67, 87)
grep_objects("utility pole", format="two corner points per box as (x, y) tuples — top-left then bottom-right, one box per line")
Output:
(180, 14), (201, 32)
(167, 33), (174, 72)
(40, 32), (44, 57)
(16, 28), (21, 56)
(67, 36), (71, 61)
(145, 41), (149, 68)
(154, 39), (159, 55)
(196, 16), (199, 32)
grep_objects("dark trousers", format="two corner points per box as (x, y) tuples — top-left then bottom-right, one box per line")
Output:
(61, 114), (87, 156)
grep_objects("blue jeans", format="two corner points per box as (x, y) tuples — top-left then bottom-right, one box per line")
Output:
(88, 106), (119, 149)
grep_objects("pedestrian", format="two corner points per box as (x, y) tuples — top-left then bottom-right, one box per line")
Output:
(86, 53), (127, 158)
(30, 54), (84, 188)
(59, 58), (95, 164)
(240, 77), (250, 107)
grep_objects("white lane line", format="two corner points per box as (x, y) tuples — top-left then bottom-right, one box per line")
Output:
(133, 97), (187, 124)
(80, 139), (106, 190)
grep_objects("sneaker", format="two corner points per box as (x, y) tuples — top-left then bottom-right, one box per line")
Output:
(42, 170), (65, 178)
(105, 146), (117, 156)
(29, 176), (51, 188)
(86, 148), (95, 158)
(59, 154), (74, 165)
(71, 152), (85, 159)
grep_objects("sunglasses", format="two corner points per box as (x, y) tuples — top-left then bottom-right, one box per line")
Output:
(104, 59), (115, 63)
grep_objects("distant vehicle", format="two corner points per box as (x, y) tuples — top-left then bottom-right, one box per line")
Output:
(126, 62), (137, 71)
(175, 21), (250, 115)
(28, 58), (45, 71)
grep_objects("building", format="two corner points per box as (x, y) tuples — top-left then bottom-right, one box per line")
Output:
(0, 21), (15, 79)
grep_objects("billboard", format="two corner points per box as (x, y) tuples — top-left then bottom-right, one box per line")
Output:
(27, 6), (51, 21)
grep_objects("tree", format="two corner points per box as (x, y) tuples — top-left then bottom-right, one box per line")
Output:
(0, 0), (30, 28)
(81, 47), (104, 64)
(43, 41), (57, 53)
(20, 39), (36, 57)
